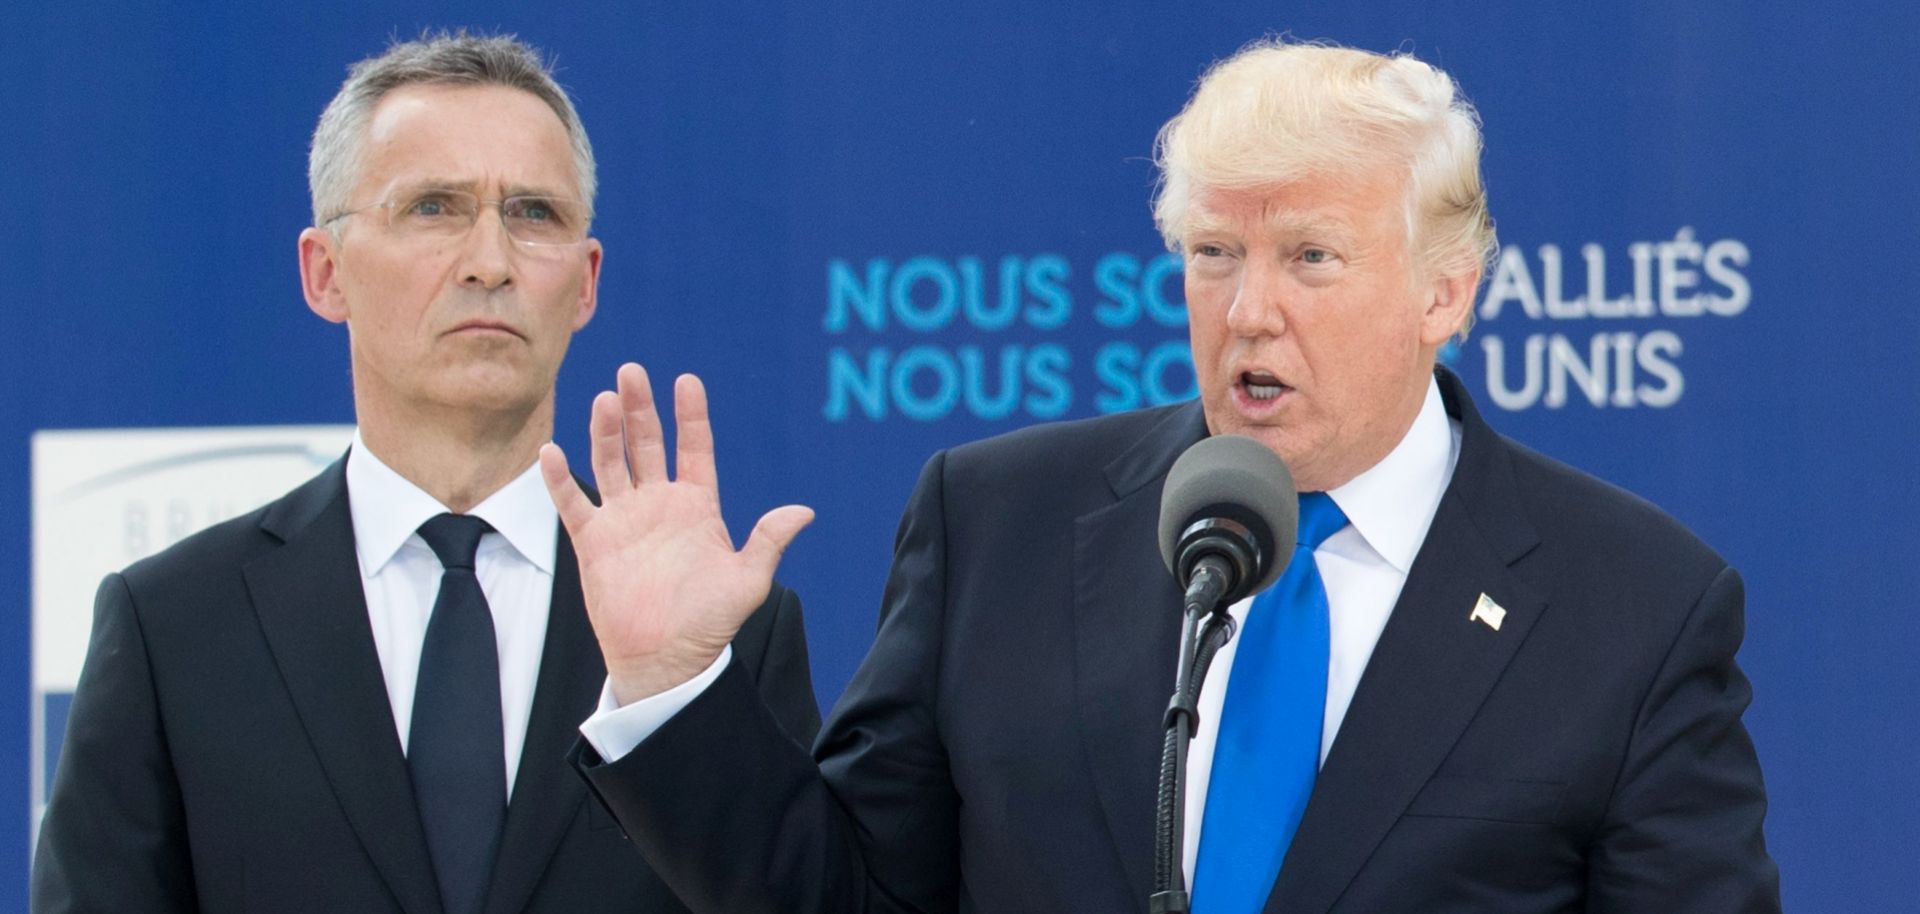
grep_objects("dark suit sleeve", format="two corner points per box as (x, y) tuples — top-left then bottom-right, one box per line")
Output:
(32, 574), (196, 914)
(579, 452), (960, 913)
(1586, 566), (1781, 913)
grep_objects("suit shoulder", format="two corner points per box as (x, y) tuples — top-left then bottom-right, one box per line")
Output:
(938, 403), (1188, 489)
(115, 499), (284, 596)
(1501, 436), (1727, 578)
(116, 462), (343, 591)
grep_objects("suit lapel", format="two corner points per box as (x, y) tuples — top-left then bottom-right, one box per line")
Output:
(1073, 403), (1209, 911)
(243, 461), (444, 914)
(1267, 370), (1546, 914)
(484, 528), (603, 914)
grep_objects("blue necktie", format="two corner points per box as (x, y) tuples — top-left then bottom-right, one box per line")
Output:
(1192, 492), (1349, 914)
(409, 513), (506, 914)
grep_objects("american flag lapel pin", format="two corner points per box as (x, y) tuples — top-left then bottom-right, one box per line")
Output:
(1470, 593), (1507, 631)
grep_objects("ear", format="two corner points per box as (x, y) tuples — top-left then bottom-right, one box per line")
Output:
(571, 238), (603, 331)
(1418, 264), (1480, 347)
(298, 227), (349, 323)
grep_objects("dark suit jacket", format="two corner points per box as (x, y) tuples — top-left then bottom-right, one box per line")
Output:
(581, 368), (1778, 913)
(32, 458), (821, 914)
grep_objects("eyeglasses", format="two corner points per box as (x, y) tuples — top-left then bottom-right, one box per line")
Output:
(323, 189), (592, 247)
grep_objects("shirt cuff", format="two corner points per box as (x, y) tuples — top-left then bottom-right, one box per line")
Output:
(577, 645), (732, 763)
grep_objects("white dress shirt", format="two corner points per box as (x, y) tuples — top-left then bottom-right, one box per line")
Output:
(579, 378), (1461, 887)
(1180, 377), (1460, 883)
(347, 432), (557, 797)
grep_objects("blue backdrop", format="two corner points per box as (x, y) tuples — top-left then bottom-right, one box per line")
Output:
(5, 3), (1914, 909)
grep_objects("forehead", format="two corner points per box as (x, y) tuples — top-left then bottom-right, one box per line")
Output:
(1186, 167), (1408, 242)
(356, 83), (577, 195)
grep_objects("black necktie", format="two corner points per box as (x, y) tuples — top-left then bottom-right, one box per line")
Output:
(409, 513), (505, 914)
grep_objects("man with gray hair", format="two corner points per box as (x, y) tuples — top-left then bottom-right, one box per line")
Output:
(548, 38), (1779, 912)
(32, 31), (819, 914)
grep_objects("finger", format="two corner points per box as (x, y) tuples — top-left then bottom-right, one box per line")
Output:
(739, 504), (815, 579)
(588, 390), (631, 492)
(675, 373), (719, 489)
(618, 362), (667, 484)
(539, 443), (595, 535)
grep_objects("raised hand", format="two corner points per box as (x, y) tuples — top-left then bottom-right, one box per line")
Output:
(539, 363), (814, 705)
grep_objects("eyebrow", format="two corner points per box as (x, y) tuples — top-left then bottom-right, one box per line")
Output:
(1182, 211), (1232, 241)
(1183, 208), (1357, 246)
(1262, 209), (1352, 242)
(501, 182), (569, 199)
(389, 178), (570, 199)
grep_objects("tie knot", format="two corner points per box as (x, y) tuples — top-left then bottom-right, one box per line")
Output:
(1295, 492), (1349, 551)
(417, 513), (494, 571)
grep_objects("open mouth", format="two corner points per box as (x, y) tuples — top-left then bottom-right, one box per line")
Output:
(1240, 370), (1291, 402)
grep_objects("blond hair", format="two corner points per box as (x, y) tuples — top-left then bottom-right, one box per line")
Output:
(1153, 39), (1496, 304)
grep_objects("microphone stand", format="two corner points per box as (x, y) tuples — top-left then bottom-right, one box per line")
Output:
(1148, 557), (1240, 914)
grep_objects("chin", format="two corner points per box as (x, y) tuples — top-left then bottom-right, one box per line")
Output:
(430, 371), (542, 413)
(1207, 417), (1289, 458)
(1226, 428), (1322, 482)
(1245, 430), (1300, 467)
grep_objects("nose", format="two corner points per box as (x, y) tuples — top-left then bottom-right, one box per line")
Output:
(1224, 258), (1287, 338)
(457, 206), (516, 291)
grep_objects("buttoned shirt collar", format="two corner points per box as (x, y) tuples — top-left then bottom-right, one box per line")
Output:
(345, 430), (557, 577)
(1325, 376), (1459, 573)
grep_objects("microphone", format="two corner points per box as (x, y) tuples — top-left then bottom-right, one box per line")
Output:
(1157, 434), (1299, 611)
(1147, 435), (1300, 913)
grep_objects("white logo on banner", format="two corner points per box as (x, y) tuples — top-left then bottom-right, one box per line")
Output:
(30, 426), (353, 839)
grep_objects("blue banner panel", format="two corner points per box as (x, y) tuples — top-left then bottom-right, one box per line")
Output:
(5, 3), (1915, 909)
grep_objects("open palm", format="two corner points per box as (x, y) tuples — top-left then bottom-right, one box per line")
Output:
(540, 363), (813, 704)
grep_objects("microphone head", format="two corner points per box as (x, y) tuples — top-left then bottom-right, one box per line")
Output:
(1158, 435), (1299, 600)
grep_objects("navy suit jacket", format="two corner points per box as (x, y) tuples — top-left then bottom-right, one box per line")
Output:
(33, 459), (821, 914)
(581, 369), (1778, 913)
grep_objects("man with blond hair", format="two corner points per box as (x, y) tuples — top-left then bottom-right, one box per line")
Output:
(547, 38), (1779, 913)
(32, 32), (818, 914)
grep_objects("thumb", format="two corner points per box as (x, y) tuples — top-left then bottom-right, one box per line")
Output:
(740, 504), (815, 577)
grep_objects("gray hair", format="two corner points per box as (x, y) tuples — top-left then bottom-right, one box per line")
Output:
(308, 30), (597, 227)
